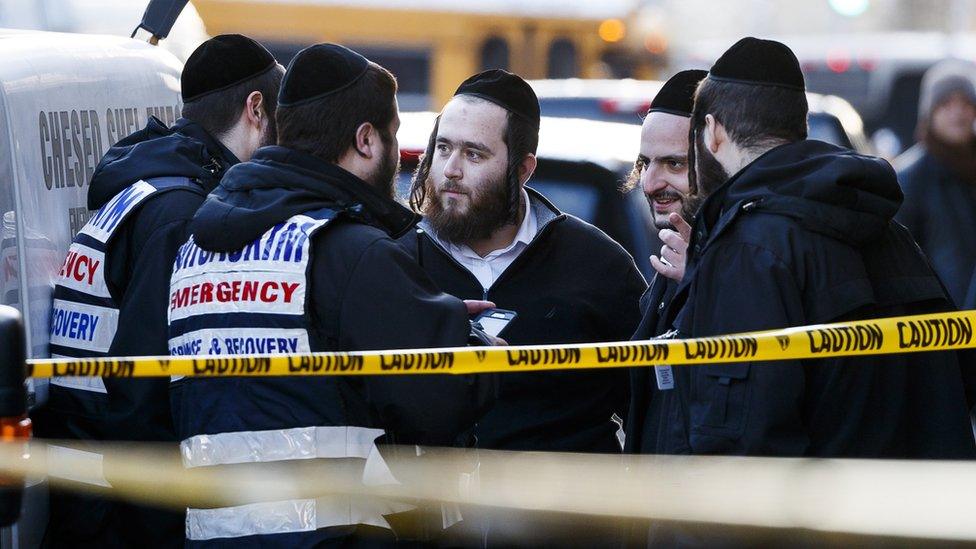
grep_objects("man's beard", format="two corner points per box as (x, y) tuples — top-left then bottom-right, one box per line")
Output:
(694, 130), (730, 198)
(645, 189), (685, 230)
(425, 172), (512, 245)
(260, 116), (277, 148)
(366, 143), (400, 200)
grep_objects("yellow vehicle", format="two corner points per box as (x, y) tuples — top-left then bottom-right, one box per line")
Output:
(191, 0), (659, 109)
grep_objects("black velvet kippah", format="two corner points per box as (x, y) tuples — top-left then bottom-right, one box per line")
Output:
(648, 69), (708, 117)
(709, 37), (805, 91)
(182, 34), (277, 102)
(278, 43), (370, 107)
(454, 69), (540, 127)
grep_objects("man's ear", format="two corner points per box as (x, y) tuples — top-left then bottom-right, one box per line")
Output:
(244, 91), (265, 127)
(354, 122), (378, 159)
(705, 113), (729, 154)
(518, 153), (537, 185)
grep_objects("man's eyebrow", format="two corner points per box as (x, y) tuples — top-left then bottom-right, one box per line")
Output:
(637, 154), (650, 163)
(435, 136), (493, 154)
(462, 140), (493, 153)
(652, 154), (688, 163)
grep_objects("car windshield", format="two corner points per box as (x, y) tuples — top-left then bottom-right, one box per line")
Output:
(526, 180), (600, 222)
(808, 112), (854, 149)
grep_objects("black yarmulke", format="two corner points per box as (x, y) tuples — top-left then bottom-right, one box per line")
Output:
(278, 43), (370, 107)
(709, 37), (805, 91)
(648, 69), (708, 117)
(182, 34), (277, 102)
(454, 69), (540, 127)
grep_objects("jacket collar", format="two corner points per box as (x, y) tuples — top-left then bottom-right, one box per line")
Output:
(255, 146), (420, 238)
(171, 118), (241, 178)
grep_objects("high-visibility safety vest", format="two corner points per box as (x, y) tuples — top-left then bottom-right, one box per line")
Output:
(167, 208), (419, 544)
(49, 177), (198, 397)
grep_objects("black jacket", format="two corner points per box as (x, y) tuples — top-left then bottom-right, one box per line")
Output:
(93, 117), (234, 442)
(183, 145), (495, 446)
(174, 146), (497, 547)
(624, 273), (678, 454)
(652, 140), (975, 458)
(896, 144), (976, 308)
(34, 117), (232, 549)
(399, 188), (646, 453)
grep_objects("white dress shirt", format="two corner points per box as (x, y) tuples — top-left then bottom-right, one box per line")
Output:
(426, 189), (537, 291)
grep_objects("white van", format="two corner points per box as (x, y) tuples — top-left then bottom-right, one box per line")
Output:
(0, 28), (183, 547)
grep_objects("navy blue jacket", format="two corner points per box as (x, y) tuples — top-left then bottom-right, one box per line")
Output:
(652, 140), (976, 458)
(895, 144), (976, 308)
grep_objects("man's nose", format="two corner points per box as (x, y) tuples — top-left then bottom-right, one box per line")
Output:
(444, 151), (463, 180)
(641, 164), (664, 195)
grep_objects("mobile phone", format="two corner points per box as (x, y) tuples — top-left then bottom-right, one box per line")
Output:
(472, 308), (518, 338)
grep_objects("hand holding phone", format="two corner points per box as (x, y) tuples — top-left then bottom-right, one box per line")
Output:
(472, 308), (518, 338)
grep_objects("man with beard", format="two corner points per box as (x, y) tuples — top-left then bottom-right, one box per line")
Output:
(650, 37), (976, 459)
(167, 44), (498, 548)
(896, 60), (976, 309)
(623, 70), (705, 456)
(401, 69), (645, 546)
(35, 35), (283, 548)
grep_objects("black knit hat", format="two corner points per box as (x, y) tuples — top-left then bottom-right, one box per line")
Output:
(278, 43), (370, 107)
(182, 34), (277, 102)
(454, 69), (541, 127)
(709, 37), (805, 91)
(648, 69), (708, 117)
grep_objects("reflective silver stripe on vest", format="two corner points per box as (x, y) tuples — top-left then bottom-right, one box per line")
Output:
(49, 352), (107, 393)
(186, 495), (416, 541)
(181, 425), (398, 486)
(46, 444), (112, 488)
(51, 179), (159, 392)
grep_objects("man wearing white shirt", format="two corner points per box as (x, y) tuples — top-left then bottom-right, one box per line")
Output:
(401, 70), (646, 456)
(400, 70), (645, 548)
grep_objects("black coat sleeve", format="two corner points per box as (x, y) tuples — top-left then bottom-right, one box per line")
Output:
(103, 190), (203, 441)
(681, 242), (809, 456)
(603, 252), (647, 426)
(332, 235), (496, 446)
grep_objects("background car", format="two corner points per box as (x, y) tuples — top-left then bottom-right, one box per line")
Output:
(396, 111), (661, 281)
(528, 78), (873, 154)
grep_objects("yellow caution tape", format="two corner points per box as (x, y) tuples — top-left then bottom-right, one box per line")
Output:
(26, 310), (976, 378)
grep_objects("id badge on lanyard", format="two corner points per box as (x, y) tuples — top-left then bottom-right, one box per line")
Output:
(653, 329), (679, 390)
(654, 365), (674, 390)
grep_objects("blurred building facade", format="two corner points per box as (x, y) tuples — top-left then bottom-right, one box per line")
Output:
(190, 0), (664, 109)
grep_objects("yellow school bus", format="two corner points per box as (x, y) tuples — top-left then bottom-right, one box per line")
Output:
(190, 0), (661, 109)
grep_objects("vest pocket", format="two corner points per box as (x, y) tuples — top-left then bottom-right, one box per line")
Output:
(689, 362), (751, 435)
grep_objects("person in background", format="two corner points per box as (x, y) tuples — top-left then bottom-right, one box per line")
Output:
(36, 34), (283, 549)
(895, 60), (976, 309)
